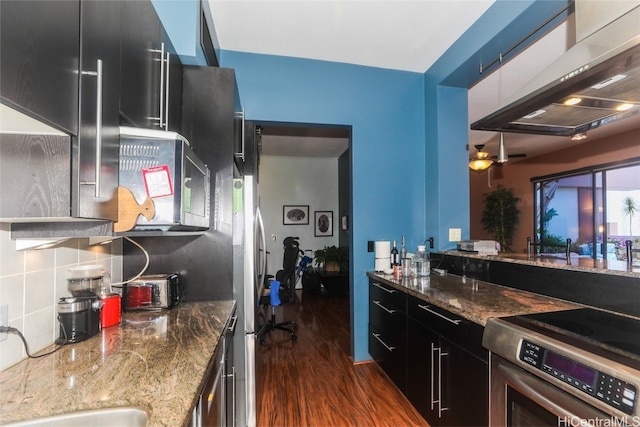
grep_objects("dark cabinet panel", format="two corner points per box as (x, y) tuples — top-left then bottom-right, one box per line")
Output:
(119, 0), (162, 129)
(406, 294), (488, 427)
(224, 312), (237, 427)
(0, 0), (79, 134)
(119, 2), (182, 134)
(369, 323), (406, 392)
(440, 340), (488, 427)
(201, 343), (225, 426)
(0, 134), (71, 218)
(75, 0), (121, 220)
(163, 29), (183, 133)
(368, 280), (407, 393)
(407, 319), (439, 424)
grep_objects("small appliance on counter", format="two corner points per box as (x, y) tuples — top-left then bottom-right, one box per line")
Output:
(100, 292), (121, 328)
(55, 297), (102, 344)
(457, 240), (499, 255)
(122, 273), (182, 311)
(56, 265), (106, 344)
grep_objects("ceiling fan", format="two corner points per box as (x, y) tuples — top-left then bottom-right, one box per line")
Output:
(489, 133), (526, 166)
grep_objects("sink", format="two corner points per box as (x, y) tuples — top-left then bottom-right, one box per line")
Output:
(2, 407), (148, 427)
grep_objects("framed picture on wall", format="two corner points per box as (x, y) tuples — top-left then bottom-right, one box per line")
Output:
(314, 211), (333, 236)
(283, 205), (309, 225)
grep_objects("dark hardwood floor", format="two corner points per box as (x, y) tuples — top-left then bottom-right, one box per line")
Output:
(256, 288), (429, 427)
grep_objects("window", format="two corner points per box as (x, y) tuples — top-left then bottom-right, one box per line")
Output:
(533, 160), (640, 262)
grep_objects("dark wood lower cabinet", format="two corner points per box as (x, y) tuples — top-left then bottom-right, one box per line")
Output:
(441, 340), (488, 426)
(369, 279), (488, 427)
(406, 319), (439, 422)
(368, 281), (407, 393)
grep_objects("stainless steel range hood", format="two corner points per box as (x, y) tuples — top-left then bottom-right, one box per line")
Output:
(471, 3), (640, 137)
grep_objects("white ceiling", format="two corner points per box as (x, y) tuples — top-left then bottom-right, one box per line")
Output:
(208, 1), (639, 160)
(209, 1), (494, 73)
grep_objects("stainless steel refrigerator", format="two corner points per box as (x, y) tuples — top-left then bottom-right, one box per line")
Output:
(232, 121), (263, 427)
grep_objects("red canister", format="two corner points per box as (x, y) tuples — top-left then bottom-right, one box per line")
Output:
(100, 293), (121, 328)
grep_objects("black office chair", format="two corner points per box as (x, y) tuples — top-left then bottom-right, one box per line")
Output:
(258, 236), (301, 344)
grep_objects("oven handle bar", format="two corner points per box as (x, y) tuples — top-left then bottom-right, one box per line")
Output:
(497, 361), (606, 422)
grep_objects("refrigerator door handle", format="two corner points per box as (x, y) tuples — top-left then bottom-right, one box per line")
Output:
(256, 206), (267, 289)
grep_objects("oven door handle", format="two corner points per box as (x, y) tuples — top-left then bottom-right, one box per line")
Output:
(497, 361), (608, 422)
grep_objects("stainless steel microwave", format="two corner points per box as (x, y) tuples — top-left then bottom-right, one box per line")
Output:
(119, 127), (210, 231)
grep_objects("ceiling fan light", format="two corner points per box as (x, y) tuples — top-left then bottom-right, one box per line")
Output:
(469, 158), (493, 171)
(469, 144), (493, 171)
(497, 133), (508, 163)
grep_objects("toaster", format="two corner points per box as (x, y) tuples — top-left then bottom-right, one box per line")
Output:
(123, 274), (182, 311)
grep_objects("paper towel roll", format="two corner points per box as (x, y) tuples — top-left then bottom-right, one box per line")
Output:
(374, 241), (391, 259)
(375, 258), (390, 272)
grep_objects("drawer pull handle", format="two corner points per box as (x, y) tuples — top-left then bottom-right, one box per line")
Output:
(372, 282), (396, 294)
(228, 315), (238, 333)
(372, 333), (396, 351)
(418, 304), (461, 325)
(373, 300), (396, 314)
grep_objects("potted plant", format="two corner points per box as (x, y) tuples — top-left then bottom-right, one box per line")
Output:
(314, 245), (349, 272)
(481, 185), (520, 252)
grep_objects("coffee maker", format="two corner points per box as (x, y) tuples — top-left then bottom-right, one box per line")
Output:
(56, 297), (102, 344)
(56, 265), (104, 344)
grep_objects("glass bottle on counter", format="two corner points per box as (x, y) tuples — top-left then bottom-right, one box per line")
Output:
(400, 235), (407, 264)
(414, 245), (430, 277)
(390, 240), (399, 267)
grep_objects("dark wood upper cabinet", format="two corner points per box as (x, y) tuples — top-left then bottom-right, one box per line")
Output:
(120, 1), (182, 133)
(162, 29), (183, 133)
(0, 0), (80, 135)
(119, 0), (162, 129)
(74, 0), (121, 220)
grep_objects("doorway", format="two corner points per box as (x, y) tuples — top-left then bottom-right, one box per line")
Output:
(255, 122), (352, 282)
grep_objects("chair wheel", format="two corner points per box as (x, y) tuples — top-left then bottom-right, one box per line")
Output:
(294, 324), (299, 331)
(292, 334), (297, 341)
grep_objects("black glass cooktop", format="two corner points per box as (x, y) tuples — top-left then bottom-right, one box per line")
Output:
(514, 308), (640, 361)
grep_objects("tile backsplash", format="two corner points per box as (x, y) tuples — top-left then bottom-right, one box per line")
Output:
(0, 224), (122, 371)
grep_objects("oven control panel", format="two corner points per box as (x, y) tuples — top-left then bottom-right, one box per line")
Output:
(520, 340), (637, 415)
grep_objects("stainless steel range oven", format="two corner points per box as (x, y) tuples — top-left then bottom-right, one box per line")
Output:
(483, 308), (640, 426)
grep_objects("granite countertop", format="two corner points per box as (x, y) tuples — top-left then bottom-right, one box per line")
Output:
(0, 300), (235, 427)
(367, 271), (581, 326)
(442, 250), (640, 278)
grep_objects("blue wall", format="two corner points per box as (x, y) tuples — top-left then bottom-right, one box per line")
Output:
(156, 0), (571, 361)
(220, 51), (425, 361)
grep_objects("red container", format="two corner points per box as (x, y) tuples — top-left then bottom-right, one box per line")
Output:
(100, 293), (121, 328)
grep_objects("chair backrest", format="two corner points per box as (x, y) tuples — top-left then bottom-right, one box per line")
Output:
(281, 237), (300, 277)
(276, 237), (301, 301)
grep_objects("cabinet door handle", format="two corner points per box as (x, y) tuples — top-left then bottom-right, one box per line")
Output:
(228, 315), (238, 333)
(81, 59), (103, 198)
(231, 365), (236, 427)
(438, 348), (449, 417)
(159, 42), (165, 128)
(372, 282), (396, 294)
(430, 342), (436, 411)
(234, 110), (245, 161)
(164, 51), (170, 130)
(373, 300), (396, 314)
(372, 333), (396, 351)
(418, 304), (461, 325)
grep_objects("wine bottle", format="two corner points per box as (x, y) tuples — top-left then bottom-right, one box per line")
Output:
(391, 240), (399, 267)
